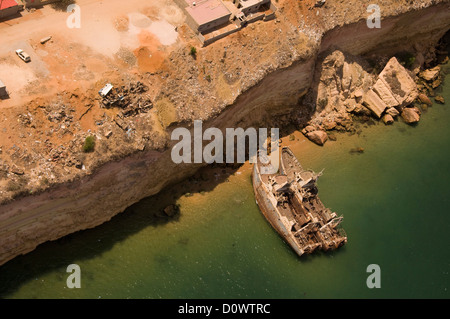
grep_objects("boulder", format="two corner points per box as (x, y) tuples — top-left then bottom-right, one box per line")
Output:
(435, 96), (445, 104)
(386, 107), (400, 118)
(352, 89), (364, 101)
(419, 66), (440, 82)
(352, 103), (372, 116)
(378, 57), (418, 108)
(418, 93), (432, 106)
(345, 98), (358, 113)
(322, 120), (337, 131)
(432, 78), (442, 89)
(303, 125), (317, 134)
(373, 79), (399, 108)
(401, 108), (420, 124)
(362, 89), (387, 118)
(382, 114), (394, 125)
(306, 130), (328, 146)
(411, 106), (421, 116)
(163, 205), (179, 217)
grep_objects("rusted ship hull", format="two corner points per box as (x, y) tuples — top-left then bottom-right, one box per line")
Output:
(252, 147), (347, 257)
(253, 163), (305, 256)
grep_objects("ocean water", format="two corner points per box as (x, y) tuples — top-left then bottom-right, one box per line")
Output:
(0, 67), (449, 299)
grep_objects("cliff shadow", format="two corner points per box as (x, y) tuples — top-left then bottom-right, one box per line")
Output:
(0, 109), (309, 297)
(0, 162), (242, 298)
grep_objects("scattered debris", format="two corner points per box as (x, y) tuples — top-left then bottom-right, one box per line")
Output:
(40, 36), (52, 45)
(100, 81), (153, 117)
(314, 0), (326, 8)
(98, 83), (114, 98)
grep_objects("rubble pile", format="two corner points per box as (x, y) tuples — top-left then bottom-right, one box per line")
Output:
(100, 81), (153, 117)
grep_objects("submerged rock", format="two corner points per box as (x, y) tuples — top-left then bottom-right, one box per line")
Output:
(163, 204), (179, 217)
(418, 93), (432, 106)
(303, 125), (317, 134)
(327, 133), (337, 141)
(435, 96), (445, 104)
(432, 78), (442, 89)
(349, 147), (365, 154)
(306, 130), (328, 146)
(401, 108), (420, 124)
(382, 114), (394, 125)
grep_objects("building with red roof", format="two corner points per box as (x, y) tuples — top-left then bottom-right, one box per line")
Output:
(0, 0), (22, 20)
(0, 0), (18, 10)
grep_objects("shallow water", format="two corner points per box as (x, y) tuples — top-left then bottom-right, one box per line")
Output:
(1, 68), (449, 299)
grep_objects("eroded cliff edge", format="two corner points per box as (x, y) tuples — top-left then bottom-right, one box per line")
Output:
(1, 0), (450, 266)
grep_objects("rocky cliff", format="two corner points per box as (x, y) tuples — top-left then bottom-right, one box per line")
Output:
(1, 0), (449, 266)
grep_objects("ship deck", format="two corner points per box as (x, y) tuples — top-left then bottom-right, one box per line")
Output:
(253, 147), (347, 257)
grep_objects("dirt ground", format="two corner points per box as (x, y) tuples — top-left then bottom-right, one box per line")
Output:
(0, 0), (190, 200)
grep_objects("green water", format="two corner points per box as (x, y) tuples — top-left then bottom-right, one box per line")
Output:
(1, 71), (450, 299)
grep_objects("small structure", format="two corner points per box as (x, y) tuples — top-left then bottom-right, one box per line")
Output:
(231, 0), (276, 27)
(177, 0), (231, 34)
(22, 0), (62, 9)
(0, 79), (8, 98)
(233, 0), (270, 15)
(175, 0), (276, 46)
(0, 0), (23, 20)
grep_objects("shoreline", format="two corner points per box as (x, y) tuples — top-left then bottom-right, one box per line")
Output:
(0, 1), (450, 267)
(2, 76), (449, 297)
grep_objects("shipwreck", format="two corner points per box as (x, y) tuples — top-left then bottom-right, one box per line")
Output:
(252, 146), (347, 256)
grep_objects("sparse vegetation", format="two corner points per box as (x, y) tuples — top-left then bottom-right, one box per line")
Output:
(190, 46), (197, 59)
(6, 180), (21, 192)
(7, 176), (29, 193)
(51, 0), (76, 12)
(40, 177), (49, 187)
(396, 52), (416, 69)
(83, 135), (96, 153)
(317, 98), (328, 109)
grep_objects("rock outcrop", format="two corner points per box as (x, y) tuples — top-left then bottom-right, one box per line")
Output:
(363, 89), (388, 118)
(364, 57), (419, 118)
(306, 130), (328, 146)
(378, 58), (419, 109)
